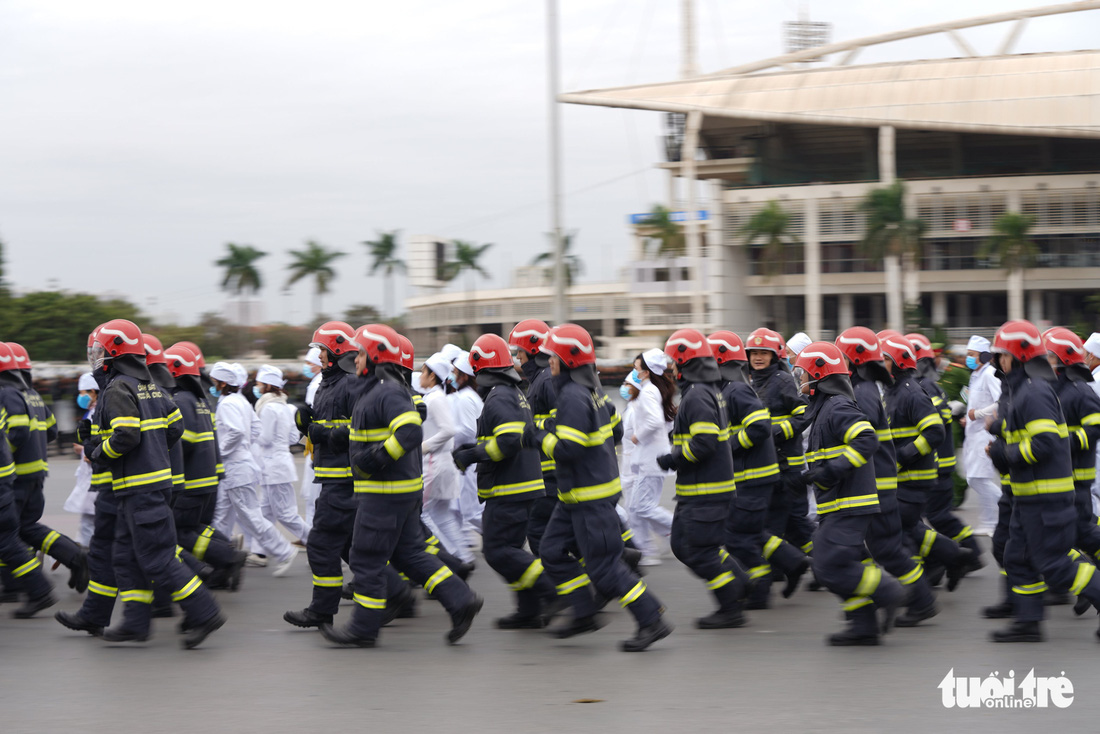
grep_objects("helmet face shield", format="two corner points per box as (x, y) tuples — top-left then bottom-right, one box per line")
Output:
(89, 343), (107, 371)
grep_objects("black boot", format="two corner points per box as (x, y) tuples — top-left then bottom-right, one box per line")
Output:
(539, 596), (571, 626)
(991, 620), (1042, 643)
(283, 608), (333, 628)
(396, 591), (418, 619)
(551, 613), (606, 639)
(55, 609), (103, 636)
(782, 558), (810, 599)
(496, 612), (546, 629)
(622, 547), (643, 576)
(12, 593), (56, 619)
(319, 623), (376, 648)
(226, 551), (248, 591)
(1074, 596), (1092, 616)
(872, 576), (905, 634)
(696, 606), (746, 629)
(183, 614), (226, 649)
(946, 548), (982, 592)
(621, 617), (673, 652)
(1044, 591), (1071, 606)
(827, 627), (879, 646)
(103, 625), (150, 643)
(894, 603), (939, 628)
(382, 584), (414, 627)
(925, 563), (946, 588)
(982, 601), (1014, 619)
(341, 582), (354, 601)
(446, 594), (483, 644)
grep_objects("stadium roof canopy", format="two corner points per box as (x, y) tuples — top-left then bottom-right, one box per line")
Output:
(560, 2), (1100, 139)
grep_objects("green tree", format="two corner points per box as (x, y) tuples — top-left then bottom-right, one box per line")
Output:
(344, 304), (384, 327)
(641, 204), (686, 259)
(858, 181), (925, 329)
(740, 200), (797, 277)
(259, 323), (310, 360)
(981, 212), (1037, 320)
(286, 240), (346, 320)
(531, 230), (584, 287)
(363, 230), (406, 318)
(441, 240), (493, 342)
(215, 243), (267, 295)
(9, 292), (145, 362)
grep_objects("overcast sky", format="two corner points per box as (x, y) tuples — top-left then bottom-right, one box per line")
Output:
(1, 0), (1095, 326)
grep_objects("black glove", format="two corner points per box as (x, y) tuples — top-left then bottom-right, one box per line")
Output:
(894, 443), (919, 468)
(307, 422), (325, 446)
(356, 447), (386, 477)
(522, 423), (540, 449)
(803, 466), (825, 487)
(415, 399), (427, 422)
(987, 439), (1010, 474)
(77, 419), (93, 444)
(452, 443), (479, 473)
(294, 404), (314, 434)
(656, 454), (678, 472)
(804, 462), (836, 488)
(329, 427), (350, 453)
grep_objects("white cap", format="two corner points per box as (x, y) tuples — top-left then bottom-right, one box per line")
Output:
(410, 371), (425, 395)
(232, 363), (249, 387)
(425, 353), (452, 383)
(966, 335), (991, 352)
(642, 348), (669, 375)
(454, 351), (475, 377)
(78, 373), (98, 392)
(624, 372), (642, 390)
(256, 364), (286, 388)
(787, 332), (812, 356)
(1084, 333), (1100, 360)
(304, 346), (323, 367)
(209, 361), (241, 387)
(440, 343), (463, 363)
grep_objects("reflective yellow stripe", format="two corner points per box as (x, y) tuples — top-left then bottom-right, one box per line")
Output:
(382, 434), (406, 460)
(915, 413), (941, 433)
(119, 589), (154, 604)
(88, 581), (118, 598)
(706, 571), (735, 590)
(540, 459), (556, 472)
(102, 440), (122, 459)
(843, 420), (873, 444)
(0, 463), (16, 479)
(313, 575), (344, 588)
(912, 435), (932, 456)
(508, 559), (544, 591)
(424, 566), (453, 593)
(558, 424), (613, 447)
(556, 574), (590, 595)
(313, 419), (351, 427)
(14, 459), (49, 475)
(389, 411), (422, 431)
(181, 430), (215, 443)
(5, 413), (29, 427)
(112, 468), (173, 490)
(557, 478), (621, 503)
(110, 416), (140, 430)
(41, 530), (60, 554)
(875, 476), (899, 491)
(479, 479), (545, 500)
(541, 433), (559, 458)
(919, 529), (936, 558)
(184, 476), (219, 490)
(854, 565), (882, 597)
(354, 593), (386, 609)
(192, 526), (214, 560)
(171, 575), (203, 602)
(815, 493), (879, 515)
(314, 466), (353, 478)
(897, 467), (938, 482)
(483, 437), (504, 462)
(620, 580), (646, 606)
(898, 565), (923, 585)
(349, 428), (389, 442)
(762, 535), (782, 559)
(1012, 582), (1048, 595)
(675, 479), (736, 496)
(12, 557), (41, 577)
(735, 463), (780, 483)
(1011, 476), (1074, 496)
(749, 564), (772, 579)
(353, 477), (424, 494)
(1070, 563), (1096, 596)
(1074, 467), (1097, 482)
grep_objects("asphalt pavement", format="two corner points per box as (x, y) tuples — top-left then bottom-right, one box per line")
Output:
(1, 456), (1096, 733)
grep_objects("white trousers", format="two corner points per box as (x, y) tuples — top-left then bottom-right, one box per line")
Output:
(966, 475), (1002, 530)
(217, 483), (293, 563)
(262, 482), (310, 543)
(457, 469), (482, 535)
(300, 456), (320, 528)
(628, 474), (673, 557)
(78, 513), (95, 548)
(422, 497), (475, 563)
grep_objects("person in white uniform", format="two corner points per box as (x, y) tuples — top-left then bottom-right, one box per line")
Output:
(450, 352), (484, 538)
(961, 335), (1002, 535)
(209, 362), (298, 576)
(299, 347), (324, 527)
(254, 365), (309, 546)
(628, 348), (675, 565)
(63, 372), (101, 547)
(419, 353), (472, 563)
(618, 371), (642, 525)
(786, 332), (817, 522)
(1084, 333), (1100, 513)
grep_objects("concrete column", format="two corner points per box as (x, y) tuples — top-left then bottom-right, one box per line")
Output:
(804, 196), (822, 340)
(879, 125), (896, 184)
(1027, 288), (1043, 324)
(931, 291), (948, 326)
(957, 293), (971, 329)
(682, 110), (705, 329)
(838, 293), (855, 329)
(602, 295), (615, 348)
(879, 126), (902, 331)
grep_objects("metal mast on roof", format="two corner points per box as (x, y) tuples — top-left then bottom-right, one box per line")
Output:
(547, 0), (566, 326)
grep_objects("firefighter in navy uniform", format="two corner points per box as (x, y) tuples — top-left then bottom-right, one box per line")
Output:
(907, 332), (984, 567)
(656, 329), (752, 629)
(508, 320), (559, 557)
(795, 342), (903, 646)
(746, 328), (815, 572)
(452, 333), (559, 628)
(1043, 328), (1100, 569)
(533, 324), (671, 651)
(708, 331), (808, 608)
(284, 322), (363, 629)
(836, 327), (939, 627)
(0, 341), (88, 595)
(319, 323), (482, 647)
(163, 343), (247, 589)
(986, 320), (1100, 643)
(878, 331), (975, 588)
(86, 319), (224, 648)
(0, 341), (55, 617)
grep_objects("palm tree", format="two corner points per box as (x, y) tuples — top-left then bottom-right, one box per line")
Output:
(215, 243), (267, 296)
(639, 204), (689, 323)
(531, 230), (584, 286)
(363, 230), (406, 318)
(740, 200), (797, 276)
(441, 240), (493, 342)
(858, 181), (925, 331)
(981, 212), (1038, 321)
(286, 240), (347, 320)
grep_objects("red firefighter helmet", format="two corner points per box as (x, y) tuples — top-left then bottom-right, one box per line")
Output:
(470, 334), (514, 372)
(396, 334), (415, 371)
(905, 332), (934, 361)
(1043, 326), (1086, 366)
(835, 327), (883, 366)
(92, 319), (145, 363)
(794, 342), (849, 382)
(746, 328), (785, 359)
(164, 344), (201, 378)
(541, 324), (596, 369)
(354, 324), (402, 365)
(664, 328), (714, 367)
(877, 330), (916, 371)
(175, 341), (206, 368)
(143, 334), (167, 366)
(6, 343), (31, 371)
(508, 319), (551, 357)
(0, 343), (19, 374)
(309, 321), (358, 358)
(707, 331), (746, 364)
(993, 320), (1045, 363)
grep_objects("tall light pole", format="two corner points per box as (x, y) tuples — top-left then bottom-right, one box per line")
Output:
(547, 0), (566, 326)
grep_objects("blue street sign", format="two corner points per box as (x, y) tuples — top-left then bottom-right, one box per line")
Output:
(629, 210), (709, 225)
